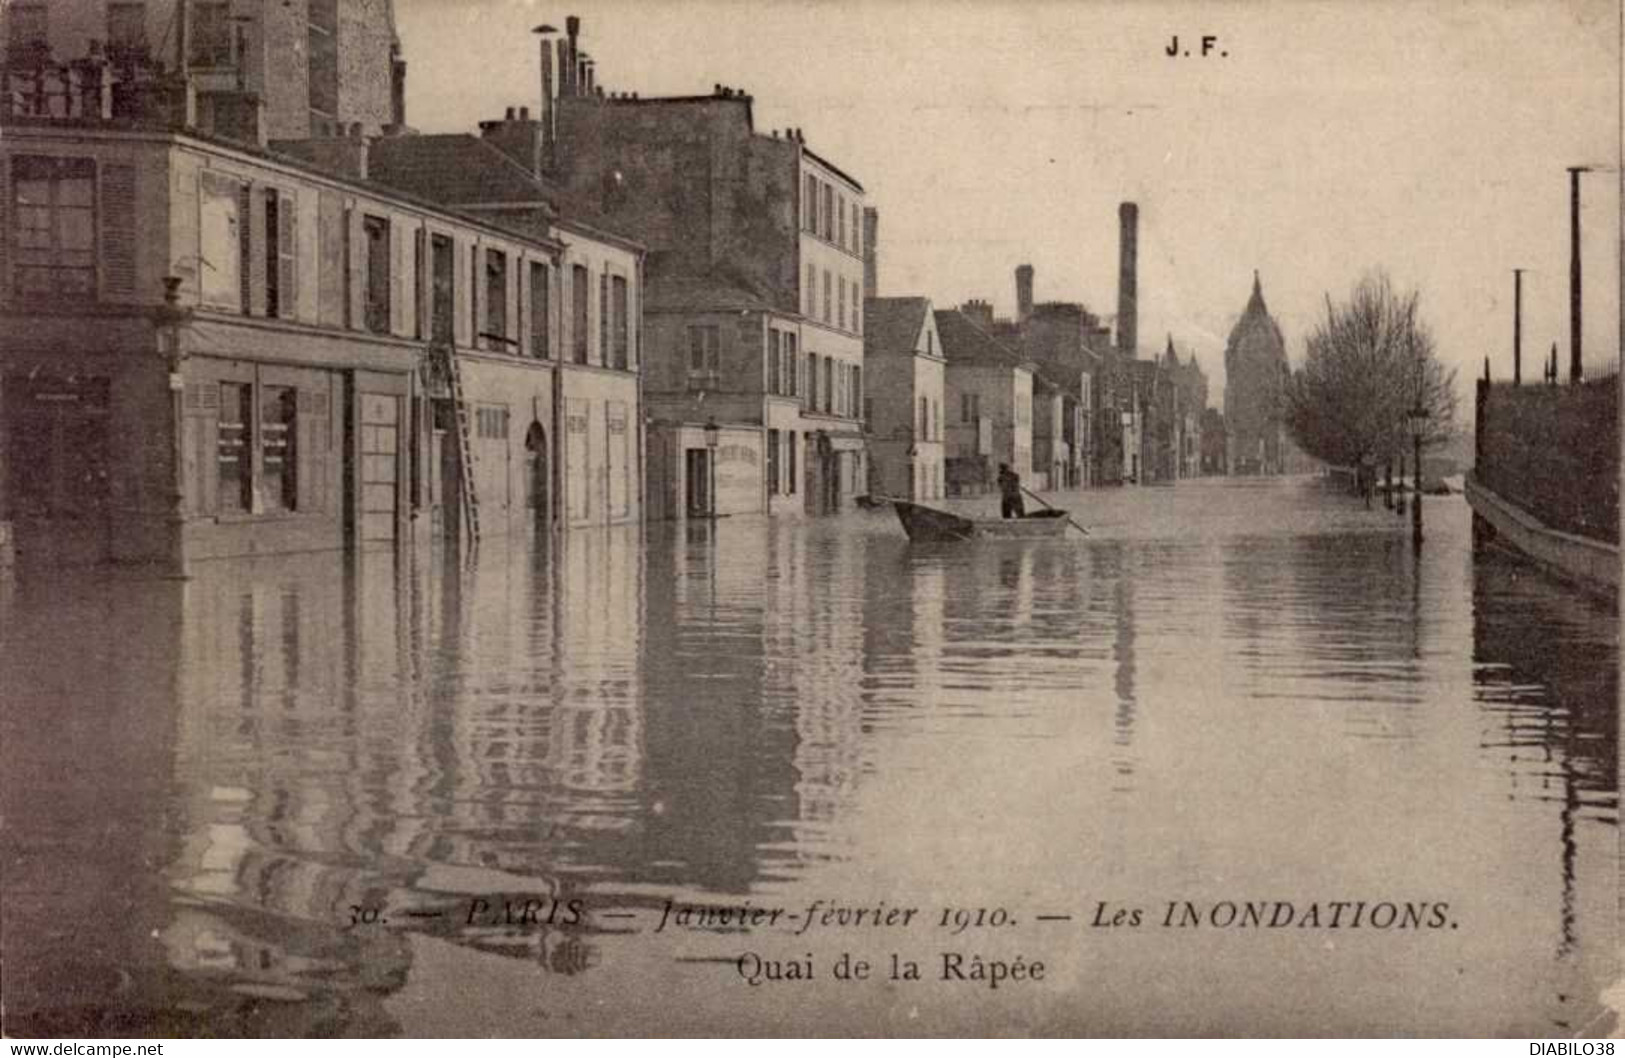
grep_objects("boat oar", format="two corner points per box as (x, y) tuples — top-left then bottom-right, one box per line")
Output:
(1020, 485), (1089, 536)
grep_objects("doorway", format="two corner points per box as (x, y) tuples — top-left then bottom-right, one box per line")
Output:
(525, 420), (549, 532)
(685, 448), (711, 517)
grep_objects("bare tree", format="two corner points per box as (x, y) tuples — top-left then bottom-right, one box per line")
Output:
(1284, 272), (1458, 473)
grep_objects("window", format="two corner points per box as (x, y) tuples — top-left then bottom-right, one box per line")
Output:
(599, 272), (609, 363)
(196, 171), (242, 310)
(307, 0), (338, 118)
(217, 383), (253, 512)
(571, 264), (589, 363)
(853, 207), (861, 257)
(363, 215), (390, 334)
(264, 189), (295, 319)
(190, 2), (232, 67)
(838, 276), (845, 331)
(822, 183), (834, 241)
(529, 262), (550, 358)
(926, 328), (934, 357)
(767, 429), (780, 494)
(687, 325), (720, 375)
(822, 270), (831, 324)
(412, 229), (423, 338)
(261, 386), (298, 511)
(484, 248), (507, 346)
(12, 156), (96, 299)
(784, 333), (798, 398)
(430, 234), (454, 344)
(787, 430), (797, 494)
(823, 356), (833, 414)
(803, 174), (817, 233)
(805, 263), (816, 318)
(854, 366), (862, 422)
(852, 292), (860, 335)
(962, 392), (980, 422)
(864, 398), (873, 426)
(611, 275), (629, 369)
(106, 3), (147, 55)
(8, 4), (47, 56)
(806, 353), (817, 409)
(931, 398), (939, 441)
(768, 331), (781, 394)
(839, 196), (847, 250)
(469, 245), (479, 343)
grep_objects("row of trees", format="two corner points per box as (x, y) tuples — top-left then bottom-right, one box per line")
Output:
(1282, 272), (1458, 473)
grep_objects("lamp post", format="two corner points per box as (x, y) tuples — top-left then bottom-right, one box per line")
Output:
(1406, 403), (1429, 547)
(155, 275), (193, 577)
(703, 417), (720, 518)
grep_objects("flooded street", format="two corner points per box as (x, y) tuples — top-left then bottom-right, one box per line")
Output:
(2, 476), (1617, 1036)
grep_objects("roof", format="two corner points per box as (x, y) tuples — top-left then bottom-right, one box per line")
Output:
(934, 309), (1035, 371)
(1226, 270), (1286, 357)
(368, 134), (559, 208)
(863, 297), (931, 358)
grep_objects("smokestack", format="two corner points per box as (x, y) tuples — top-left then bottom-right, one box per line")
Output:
(537, 28), (555, 157)
(557, 37), (571, 98)
(1015, 264), (1034, 326)
(863, 207), (879, 298)
(1118, 202), (1139, 357)
(565, 16), (580, 96)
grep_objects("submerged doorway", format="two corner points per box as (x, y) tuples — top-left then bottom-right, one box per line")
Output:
(525, 420), (549, 532)
(685, 448), (711, 517)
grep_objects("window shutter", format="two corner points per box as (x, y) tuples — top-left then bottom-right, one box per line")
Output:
(297, 388), (315, 512)
(346, 205), (364, 330)
(100, 163), (138, 301)
(317, 190), (344, 327)
(0, 154), (8, 301)
(277, 190), (296, 319)
(390, 217), (406, 336)
(245, 183), (267, 316)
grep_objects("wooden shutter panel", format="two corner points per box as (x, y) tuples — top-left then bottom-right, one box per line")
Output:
(346, 205), (364, 330)
(297, 387), (315, 512)
(246, 184), (267, 316)
(276, 190), (296, 319)
(317, 191), (342, 326)
(390, 217), (405, 336)
(0, 154), (8, 302)
(100, 163), (138, 301)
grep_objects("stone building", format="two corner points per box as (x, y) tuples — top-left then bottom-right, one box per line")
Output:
(1223, 272), (1289, 475)
(542, 19), (868, 519)
(3, 0), (408, 143)
(863, 297), (946, 502)
(936, 309), (1034, 497)
(0, 0), (643, 572)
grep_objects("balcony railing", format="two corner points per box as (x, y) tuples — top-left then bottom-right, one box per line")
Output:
(3, 53), (186, 126)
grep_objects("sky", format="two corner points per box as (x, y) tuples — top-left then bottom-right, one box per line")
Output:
(395, 0), (1621, 402)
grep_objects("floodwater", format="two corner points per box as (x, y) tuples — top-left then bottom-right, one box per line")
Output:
(1, 477), (1617, 1037)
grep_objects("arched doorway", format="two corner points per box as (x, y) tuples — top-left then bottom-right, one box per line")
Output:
(524, 421), (549, 532)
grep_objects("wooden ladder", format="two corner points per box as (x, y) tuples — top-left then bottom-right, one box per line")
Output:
(435, 344), (481, 552)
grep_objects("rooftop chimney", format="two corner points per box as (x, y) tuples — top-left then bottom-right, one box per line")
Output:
(1015, 264), (1034, 326)
(863, 207), (879, 298)
(1117, 202), (1139, 357)
(565, 16), (580, 96)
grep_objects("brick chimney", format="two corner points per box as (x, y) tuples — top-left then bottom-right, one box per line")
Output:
(1117, 202), (1138, 357)
(863, 207), (879, 298)
(1015, 263), (1034, 326)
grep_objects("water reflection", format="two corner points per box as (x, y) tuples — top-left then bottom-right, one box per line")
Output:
(0, 484), (1615, 1036)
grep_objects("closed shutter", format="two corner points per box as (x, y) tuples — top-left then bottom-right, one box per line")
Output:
(297, 387), (315, 512)
(100, 163), (138, 301)
(237, 183), (253, 314)
(390, 216), (405, 336)
(276, 190), (296, 319)
(246, 183), (267, 316)
(317, 191), (344, 326)
(346, 205), (364, 330)
(182, 382), (220, 515)
(0, 154), (7, 302)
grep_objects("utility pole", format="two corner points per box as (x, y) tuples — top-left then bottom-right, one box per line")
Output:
(1512, 268), (1525, 386)
(1567, 166), (1588, 383)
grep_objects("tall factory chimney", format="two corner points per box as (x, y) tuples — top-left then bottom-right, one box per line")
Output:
(863, 207), (879, 298)
(1015, 264), (1034, 325)
(565, 16), (580, 96)
(1117, 202), (1138, 357)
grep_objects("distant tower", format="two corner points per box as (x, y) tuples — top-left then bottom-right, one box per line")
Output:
(1117, 202), (1138, 356)
(1015, 264), (1034, 326)
(1223, 271), (1288, 475)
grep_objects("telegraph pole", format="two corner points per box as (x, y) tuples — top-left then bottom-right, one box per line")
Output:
(1512, 268), (1525, 386)
(1566, 166), (1588, 383)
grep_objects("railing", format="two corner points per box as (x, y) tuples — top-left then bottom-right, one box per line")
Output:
(2, 54), (182, 125)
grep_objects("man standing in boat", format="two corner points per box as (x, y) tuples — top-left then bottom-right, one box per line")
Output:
(997, 463), (1025, 519)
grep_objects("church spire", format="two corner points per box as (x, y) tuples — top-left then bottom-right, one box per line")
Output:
(1246, 270), (1267, 314)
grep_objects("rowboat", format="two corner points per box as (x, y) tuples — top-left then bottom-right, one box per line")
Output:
(891, 499), (1073, 542)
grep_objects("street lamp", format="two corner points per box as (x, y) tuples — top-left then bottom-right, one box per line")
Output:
(155, 275), (193, 578)
(703, 417), (720, 518)
(1406, 403), (1429, 546)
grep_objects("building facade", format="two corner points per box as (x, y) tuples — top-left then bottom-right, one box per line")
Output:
(863, 297), (946, 502)
(1224, 272), (1288, 475)
(936, 309), (1034, 497)
(0, 3), (641, 573)
(543, 27), (868, 519)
